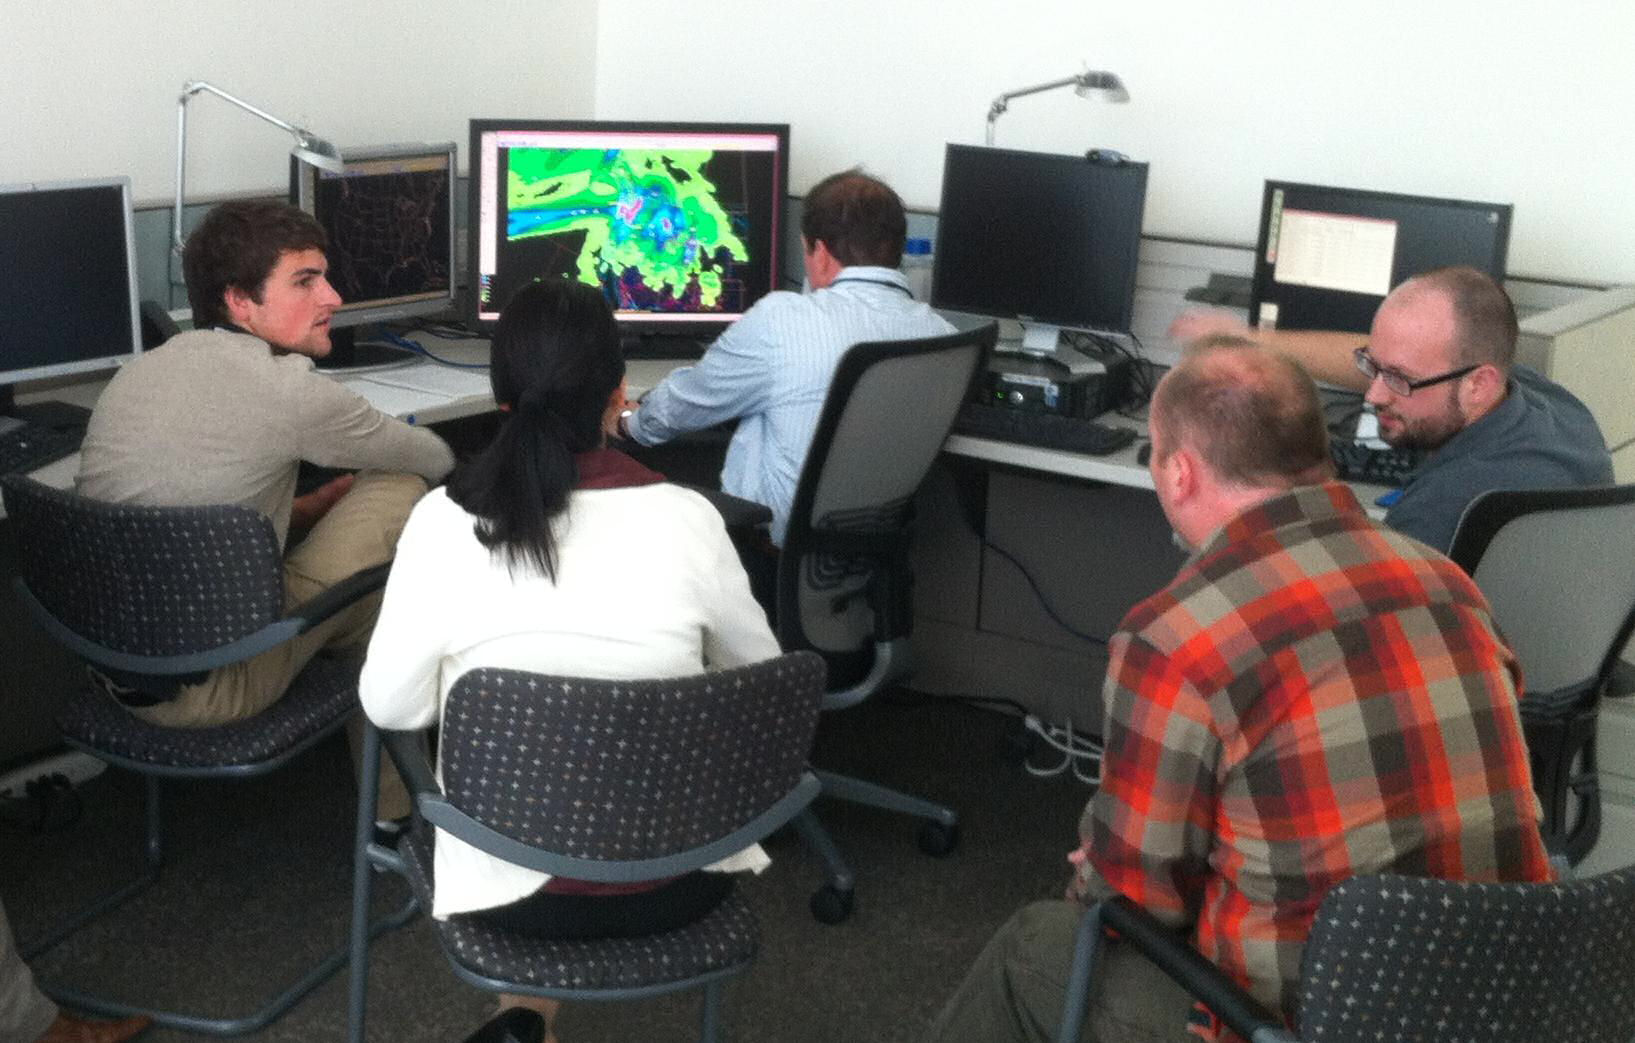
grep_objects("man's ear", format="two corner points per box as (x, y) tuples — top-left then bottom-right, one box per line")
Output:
(1461, 362), (1506, 412)
(222, 284), (255, 326)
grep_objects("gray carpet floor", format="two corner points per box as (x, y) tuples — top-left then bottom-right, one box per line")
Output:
(2, 695), (1096, 1042)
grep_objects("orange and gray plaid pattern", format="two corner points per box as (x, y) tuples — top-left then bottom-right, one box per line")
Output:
(1070, 481), (1552, 1036)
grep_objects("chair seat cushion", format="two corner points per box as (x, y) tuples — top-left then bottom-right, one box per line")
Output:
(399, 831), (759, 992)
(56, 653), (359, 770)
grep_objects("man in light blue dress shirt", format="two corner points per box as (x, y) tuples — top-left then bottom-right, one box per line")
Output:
(622, 170), (954, 546)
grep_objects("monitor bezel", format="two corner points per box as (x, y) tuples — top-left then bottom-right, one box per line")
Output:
(0, 175), (142, 388)
(1248, 179), (1514, 334)
(466, 118), (790, 335)
(931, 144), (1149, 338)
(290, 141), (460, 330)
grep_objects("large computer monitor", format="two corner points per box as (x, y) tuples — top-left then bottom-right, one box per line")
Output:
(1249, 181), (1512, 334)
(468, 119), (788, 339)
(291, 142), (458, 368)
(932, 144), (1148, 364)
(0, 177), (141, 419)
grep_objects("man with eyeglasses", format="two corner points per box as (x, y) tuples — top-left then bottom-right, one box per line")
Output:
(1170, 266), (1611, 553)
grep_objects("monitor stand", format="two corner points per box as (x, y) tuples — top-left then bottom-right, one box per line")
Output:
(314, 327), (420, 374)
(992, 321), (1103, 377)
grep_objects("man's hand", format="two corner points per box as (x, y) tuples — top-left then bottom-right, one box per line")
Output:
(1168, 309), (1252, 346)
(290, 473), (355, 531)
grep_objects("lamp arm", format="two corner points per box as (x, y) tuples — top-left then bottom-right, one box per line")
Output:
(984, 74), (1092, 147)
(171, 80), (316, 256)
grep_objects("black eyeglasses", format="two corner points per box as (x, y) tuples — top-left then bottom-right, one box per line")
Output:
(1353, 347), (1478, 396)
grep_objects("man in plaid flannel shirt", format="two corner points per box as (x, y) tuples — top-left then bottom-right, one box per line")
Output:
(924, 338), (1552, 1043)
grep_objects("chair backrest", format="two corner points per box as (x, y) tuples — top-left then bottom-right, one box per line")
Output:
(0, 474), (285, 658)
(437, 651), (827, 864)
(1448, 483), (1635, 700)
(1296, 868), (1635, 1042)
(776, 323), (995, 657)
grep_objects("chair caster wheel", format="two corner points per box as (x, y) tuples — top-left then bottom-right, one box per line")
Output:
(810, 884), (854, 924)
(918, 821), (960, 857)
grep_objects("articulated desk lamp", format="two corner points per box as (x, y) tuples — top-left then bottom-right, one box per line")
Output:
(984, 68), (1130, 146)
(170, 80), (344, 258)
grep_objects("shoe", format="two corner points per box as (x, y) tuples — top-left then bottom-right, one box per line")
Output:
(34, 1011), (152, 1042)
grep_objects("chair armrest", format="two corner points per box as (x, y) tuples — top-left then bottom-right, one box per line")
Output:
(286, 561), (392, 634)
(1088, 897), (1291, 1043)
(677, 483), (773, 530)
(420, 772), (822, 882)
(378, 726), (440, 803)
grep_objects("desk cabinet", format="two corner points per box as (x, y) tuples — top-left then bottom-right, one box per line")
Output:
(910, 460), (1181, 732)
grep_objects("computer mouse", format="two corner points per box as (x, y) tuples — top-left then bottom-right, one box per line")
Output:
(1136, 441), (1152, 467)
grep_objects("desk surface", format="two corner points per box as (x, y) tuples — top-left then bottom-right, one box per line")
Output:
(15, 333), (1392, 516)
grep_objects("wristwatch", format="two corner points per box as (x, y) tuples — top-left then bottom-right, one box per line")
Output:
(617, 408), (634, 441)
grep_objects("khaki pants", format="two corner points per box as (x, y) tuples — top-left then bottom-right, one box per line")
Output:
(0, 898), (57, 1043)
(921, 900), (1196, 1043)
(131, 471), (427, 819)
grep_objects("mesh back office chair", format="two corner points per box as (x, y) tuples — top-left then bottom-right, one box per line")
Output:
(346, 652), (828, 1043)
(0, 473), (416, 1036)
(1056, 868), (1635, 1043)
(775, 323), (996, 923)
(1447, 483), (1635, 864)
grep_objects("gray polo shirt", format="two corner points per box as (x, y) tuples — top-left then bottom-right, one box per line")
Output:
(1386, 365), (1613, 553)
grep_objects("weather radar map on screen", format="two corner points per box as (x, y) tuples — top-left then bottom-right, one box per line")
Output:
(472, 121), (787, 330)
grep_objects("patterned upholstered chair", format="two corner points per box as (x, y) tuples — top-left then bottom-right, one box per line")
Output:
(1056, 868), (1635, 1043)
(774, 323), (995, 924)
(0, 473), (416, 1035)
(346, 651), (828, 1043)
(1448, 483), (1635, 866)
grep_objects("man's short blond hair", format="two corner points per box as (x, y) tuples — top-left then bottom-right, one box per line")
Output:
(1152, 336), (1332, 489)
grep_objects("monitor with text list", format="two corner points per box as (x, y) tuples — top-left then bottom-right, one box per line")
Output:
(468, 120), (788, 337)
(1249, 181), (1512, 334)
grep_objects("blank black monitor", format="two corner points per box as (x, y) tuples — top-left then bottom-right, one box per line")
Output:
(1249, 181), (1512, 334)
(932, 144), (1148, 359)
(0, 177), (141, 417)
(468, 119), (788, 339)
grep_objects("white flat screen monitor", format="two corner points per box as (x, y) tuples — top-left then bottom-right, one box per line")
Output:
(291, 142), (458, 328)
(469, 119), (789, 334)
(0, 177), (142, 408)
(1249, 181), (1512, 334)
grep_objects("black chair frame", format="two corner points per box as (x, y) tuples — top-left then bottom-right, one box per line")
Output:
(3, 474), (417, 1035)
(773, 324), (995, 924)
(347, 654), (828, 1043)
(1448, 482), (1635, 863)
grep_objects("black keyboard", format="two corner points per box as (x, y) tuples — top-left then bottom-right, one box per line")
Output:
(0, 421), (83, 475)
(1329, 440), (1423, 487)
(622, 334), (705, 360)
(952, 402), (1138, 456)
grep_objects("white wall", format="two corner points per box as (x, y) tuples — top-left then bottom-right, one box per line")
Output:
(593, 0), (1635, 286)
(2, 1), (601, 203)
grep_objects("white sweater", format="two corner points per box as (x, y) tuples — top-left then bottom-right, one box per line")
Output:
(359, 482), (781, 918)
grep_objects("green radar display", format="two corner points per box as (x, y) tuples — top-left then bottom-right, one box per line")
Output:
(507, 148), (748, 311)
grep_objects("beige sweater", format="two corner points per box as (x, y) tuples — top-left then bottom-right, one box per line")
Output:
(77, 328), (455, 546)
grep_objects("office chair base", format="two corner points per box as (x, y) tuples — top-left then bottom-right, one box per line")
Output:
(918, 820), (960, 857)
(809, 883), (856, 925)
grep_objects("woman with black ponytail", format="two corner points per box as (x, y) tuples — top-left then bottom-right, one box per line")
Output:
(358, 279), (779, 1031)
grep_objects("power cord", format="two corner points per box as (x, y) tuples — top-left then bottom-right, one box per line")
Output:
(379, 329), (490, 370)
(1022, 714), (1103, 784)
(979, 539), (1110, 647)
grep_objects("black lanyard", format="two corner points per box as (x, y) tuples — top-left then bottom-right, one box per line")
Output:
(830, 276), (912, 297)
